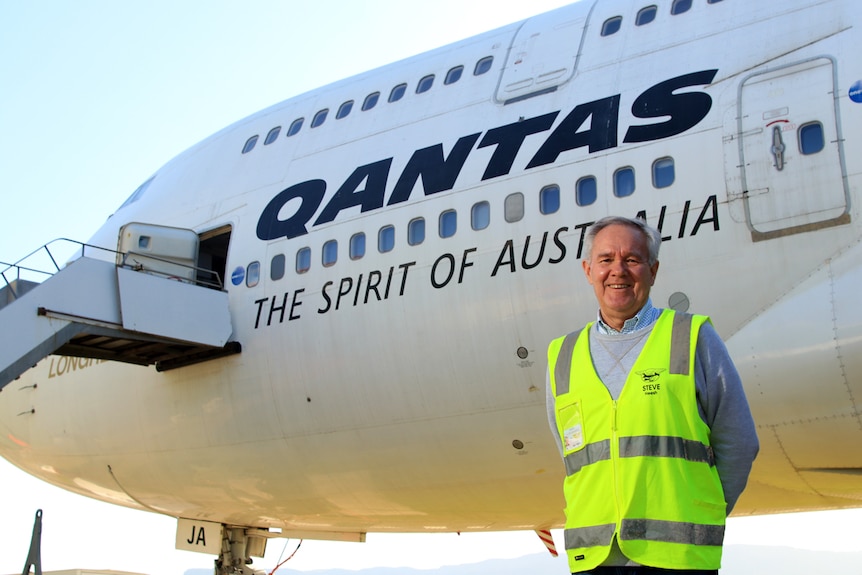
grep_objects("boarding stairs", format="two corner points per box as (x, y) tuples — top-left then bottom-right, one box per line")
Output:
(0, 237), (240, 391)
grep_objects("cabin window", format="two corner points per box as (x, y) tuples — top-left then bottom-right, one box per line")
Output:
(408, 218), (425, 246)
(576, 176), (597, 206)
(241, 135), (258, 154)
(378, 225), (395, 253)
(601, 17), (622, 36)
(471, 201), (490, 231)
(389, 83), (407, 103)
(707, 0), (724, 3)
(445, 66), (464, 85)
(287, 118), (304, 137)
(350, 232), (366, 260)
(505, 193), (524, 223)
(671, 0), (692, 15)
(246, 261), (260, 287)
(636, 6), (657, 26)
(336, 100), (354, 119)
(296, 247), (311, 274)
(474, 56), (493, 76)
(614, 167), (636, 198)
(362, 92), (380, 111)
(270, 254), (285, 281)
(417, 74), (435, 94)
(264, 127), (281, 145)
(799, 122), (825, 155)
(439, 210), (457, 238)
(322, 240), (337, 266)
(652, 158), (675, 188)
(311, 109), (328, 128)
(540, 185), (560, 215)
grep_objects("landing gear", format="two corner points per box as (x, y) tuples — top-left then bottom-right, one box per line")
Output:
(213, 527), (268, 575)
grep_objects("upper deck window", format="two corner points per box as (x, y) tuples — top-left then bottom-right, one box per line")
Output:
(322, 240), (337, 266)
(445, 66), (464, 85)
(378, 225), (395, 253)
(362, 92), (380, 111)
(474, 56), (493, 76)
(336, 100), (354, 119)
(350, 232), (366, 260)
(264, 126), (281, 145)
(242, 135), (258, 154)
(311, 109), (328, 128)
(505, 193), (524, 223)
(540, 185), (560, 215)
(270, 254), (285, 280)
(636, 6), (657, 26)
(671, 0), (692, 15)
(296, 247), (311, 274)
(287, 118), (303, 137)
(389, 83), (407, 103)
(601, 16), (622, 36)
(439, 210), (456, 238)
(471, 201), (490, 231)
(417, 74), (435, 94)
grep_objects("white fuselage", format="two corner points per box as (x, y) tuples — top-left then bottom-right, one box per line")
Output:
(2, 0), (862, 540)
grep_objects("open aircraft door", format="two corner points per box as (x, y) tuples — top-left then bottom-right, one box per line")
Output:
(735, 56), (850, 241)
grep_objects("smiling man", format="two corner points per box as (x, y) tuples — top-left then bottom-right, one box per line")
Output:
(546, 216), (759, 575)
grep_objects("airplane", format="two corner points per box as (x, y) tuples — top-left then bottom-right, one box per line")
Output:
(3, 0), (862, 572)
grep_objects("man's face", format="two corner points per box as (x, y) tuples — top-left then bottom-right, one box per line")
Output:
(582, 224), (659, 330)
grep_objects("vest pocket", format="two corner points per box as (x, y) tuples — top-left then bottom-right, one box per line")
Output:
(559, 400), (586, 454)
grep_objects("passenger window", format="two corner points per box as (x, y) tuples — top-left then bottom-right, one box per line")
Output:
(614, 167), (636, 198)
(671, 0), (692, 15)
(601, 16), (622, 36)
(362, 92), (380, 111)
(540, 185), (560, 215)
(389, 83), (407, 103)
(296, 247), (311, 274)
(445, 66), (464, 85)
(246, 261), (260, 287)
(311, 109), (328, 128)
(707, 0), (724, 3)
(264, 127), (281, 145)
(270, 254), (285, 281)
(336, 101), (354, 119)
(505, 193), (524, 223)
(350, 232), (366, 260)
(322, 240), (337, 267)
(799, 122), (825, 155)
(417, 75), (435, 94)
(408, 218), (425, 246)
(439, 210), (456, 238)
(287, 118), (304, 137)
(474, 56), (493, 76)
(242, 135), (258, 154)
(378, 225), (395, 253)
(471, 201), (490, 231)
(636, 6), (657, 26)
(652, 158), (675, 188)
(576, 176), (597, 206)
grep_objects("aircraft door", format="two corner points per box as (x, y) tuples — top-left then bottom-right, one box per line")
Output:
(737, 57), (849, 241)
(495, 9), (586, 104)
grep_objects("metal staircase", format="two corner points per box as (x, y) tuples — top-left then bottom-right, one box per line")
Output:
(0, 238), (240, 391)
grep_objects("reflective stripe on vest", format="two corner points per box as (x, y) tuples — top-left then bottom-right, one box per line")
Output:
(565, 519), (725, 549)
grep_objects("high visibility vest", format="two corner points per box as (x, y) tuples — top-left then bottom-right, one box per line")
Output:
(548, 310), (726, 572)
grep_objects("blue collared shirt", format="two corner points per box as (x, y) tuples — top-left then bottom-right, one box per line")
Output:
(595, 299), (661, 335)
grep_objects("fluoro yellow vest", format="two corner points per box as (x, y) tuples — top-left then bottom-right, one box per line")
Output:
(548, 310), (726, 572)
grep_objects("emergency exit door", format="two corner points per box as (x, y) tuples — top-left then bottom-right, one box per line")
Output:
(738, 56), (849, 240)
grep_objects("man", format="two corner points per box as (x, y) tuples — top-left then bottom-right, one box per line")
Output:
(546, 216), (758, 574)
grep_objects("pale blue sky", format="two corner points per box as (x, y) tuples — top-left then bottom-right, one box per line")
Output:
(1, 2), (861, 574)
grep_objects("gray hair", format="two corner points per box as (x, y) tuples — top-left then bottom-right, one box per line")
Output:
(583, 216), (662, 265)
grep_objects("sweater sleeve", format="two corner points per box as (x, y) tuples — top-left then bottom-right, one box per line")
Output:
(694, 322), (760, 514)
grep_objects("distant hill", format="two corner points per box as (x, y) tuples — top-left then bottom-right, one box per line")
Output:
(184, 545), (862, 575)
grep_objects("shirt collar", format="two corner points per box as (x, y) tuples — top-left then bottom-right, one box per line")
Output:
(595, 299), (660, 335)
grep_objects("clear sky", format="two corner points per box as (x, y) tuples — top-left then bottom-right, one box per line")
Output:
(2, 1), (862, 574)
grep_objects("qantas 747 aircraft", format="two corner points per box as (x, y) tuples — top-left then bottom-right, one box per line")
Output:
(3, 0), (862, 572)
